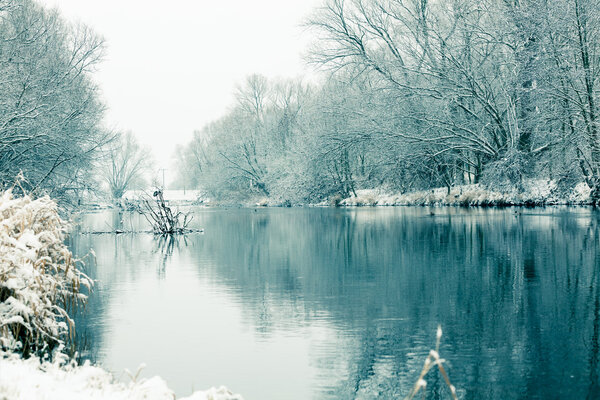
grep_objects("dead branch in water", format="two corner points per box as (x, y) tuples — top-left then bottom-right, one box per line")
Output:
(136, 189), (193, 235)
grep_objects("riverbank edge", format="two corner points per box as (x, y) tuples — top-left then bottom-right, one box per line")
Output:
(336, 181), (592, 207)
(0, 351), (243, 400)
(79, 180), (593, 211)
(248, 181), (594, 208)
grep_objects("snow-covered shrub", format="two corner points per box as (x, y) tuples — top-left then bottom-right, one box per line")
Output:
(0, 189), (91, 357)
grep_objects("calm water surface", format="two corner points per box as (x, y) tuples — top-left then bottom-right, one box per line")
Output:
(69, 207), (600, 399)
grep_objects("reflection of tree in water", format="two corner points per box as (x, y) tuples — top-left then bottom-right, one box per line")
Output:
(586, 264), (600, 400)
(192, 208), (600, 399)
(153, 234), (189, 278)
(67, 208), (600, 399)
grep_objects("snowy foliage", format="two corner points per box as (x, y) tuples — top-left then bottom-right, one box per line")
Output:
(0, 188), (91, 356)
(0, 351), (243, 400)
(338, 180), (592, 207)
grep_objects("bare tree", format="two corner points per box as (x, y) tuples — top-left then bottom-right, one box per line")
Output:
(103, 131), (153, 201)
(306, 0), (552, 186)
(541, 0), (600, 202)
(204, 75), (272, 197)
(0, 0), (109, 202)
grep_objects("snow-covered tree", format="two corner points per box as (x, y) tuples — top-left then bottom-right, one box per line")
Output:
(0, 0), (108, 202)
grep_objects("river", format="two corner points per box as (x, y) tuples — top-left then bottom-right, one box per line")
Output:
(68, 206), (600, 399)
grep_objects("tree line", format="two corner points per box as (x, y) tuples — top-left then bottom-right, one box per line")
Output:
(175, 0), (600, 204)
(5, 0), (600, 205)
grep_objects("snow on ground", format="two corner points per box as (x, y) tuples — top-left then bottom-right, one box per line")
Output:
(339, 180), (592, 207)
(123, 190), (207, 204)
(0, 352), (243, 400)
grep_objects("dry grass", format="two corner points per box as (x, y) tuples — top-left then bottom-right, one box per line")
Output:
(0, 184), (91, 357)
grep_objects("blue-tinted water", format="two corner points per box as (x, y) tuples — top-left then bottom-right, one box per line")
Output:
(69, 207), (600, 399)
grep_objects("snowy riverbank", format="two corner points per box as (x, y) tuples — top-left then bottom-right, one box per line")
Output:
(84, 180), (596, 210)
(337, 181), (592, 207)
(0, 352), (243, 400)
(243, 180), (592, 208)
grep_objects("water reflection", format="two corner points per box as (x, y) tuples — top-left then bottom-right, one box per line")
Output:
(69, 207), (600, 399)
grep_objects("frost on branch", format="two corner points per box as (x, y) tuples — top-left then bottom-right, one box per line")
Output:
(0, 188), (91, 357)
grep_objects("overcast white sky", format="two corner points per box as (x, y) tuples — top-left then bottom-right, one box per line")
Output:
(39, 0), (322, 178)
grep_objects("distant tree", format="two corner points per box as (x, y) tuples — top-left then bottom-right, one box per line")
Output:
(172, 75), (314, 201)
(103, 132), (153, 201)
(191, 75), (272, 198)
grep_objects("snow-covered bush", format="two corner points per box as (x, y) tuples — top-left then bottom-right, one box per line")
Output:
(0, 188), (91, 356)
